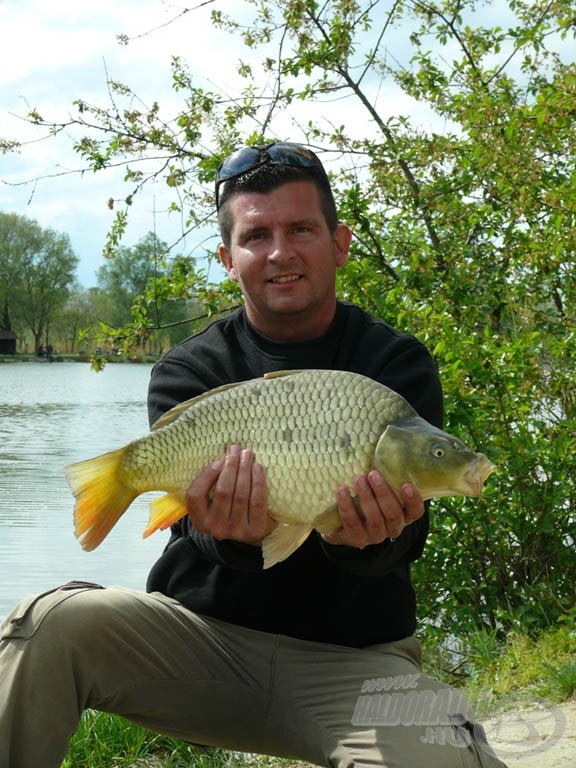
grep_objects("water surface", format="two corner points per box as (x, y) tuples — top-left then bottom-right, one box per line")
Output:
(0, 362), (171, 620)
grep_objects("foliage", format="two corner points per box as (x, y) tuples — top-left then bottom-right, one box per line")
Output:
(90, 231), (227, 365)
(0, 212), (79, 350)
(421, 624), (576, 718)
(3, 0), (575, 637)
(51, 288), (101, 355)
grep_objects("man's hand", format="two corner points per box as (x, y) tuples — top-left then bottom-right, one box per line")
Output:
(322, 471), (425, 549)
(186, 445), (276, 545)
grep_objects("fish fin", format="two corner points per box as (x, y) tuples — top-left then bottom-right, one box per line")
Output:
(152, 382), (247, 430)
(263, 369), (307, 380)
(143, 493), (188, 537)
(261, 523), (312, 569)
(312, 505), (342, 534)
(65, 448), (137, 552)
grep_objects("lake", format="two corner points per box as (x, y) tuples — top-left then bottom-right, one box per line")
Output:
(0, 361), (171, 621)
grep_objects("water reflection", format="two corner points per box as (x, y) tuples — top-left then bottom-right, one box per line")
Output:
(0, 362), (170, 620)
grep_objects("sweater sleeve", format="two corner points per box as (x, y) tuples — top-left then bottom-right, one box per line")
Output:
(148, 351), (223, 428)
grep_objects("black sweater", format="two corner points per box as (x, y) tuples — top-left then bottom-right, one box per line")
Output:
(146, 302), (444, 647)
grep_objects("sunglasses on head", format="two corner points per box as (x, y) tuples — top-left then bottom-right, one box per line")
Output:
(214, 141), (328, 210)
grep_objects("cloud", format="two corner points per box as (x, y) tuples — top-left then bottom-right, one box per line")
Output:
(0, 0), (446, 287)
(0, 1), (233, 285)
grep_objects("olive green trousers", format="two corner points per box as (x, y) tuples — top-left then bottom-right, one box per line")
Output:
(0, 582), (507, 768)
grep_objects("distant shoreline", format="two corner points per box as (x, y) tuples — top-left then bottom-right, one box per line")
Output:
(0, 354), (160, 364)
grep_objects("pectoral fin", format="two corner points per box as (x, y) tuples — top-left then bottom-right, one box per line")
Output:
(261, 523), (312, 569)
(312, 505), (342, 534)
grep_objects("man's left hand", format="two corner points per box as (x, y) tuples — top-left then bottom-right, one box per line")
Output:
(322, 472), (424, 549)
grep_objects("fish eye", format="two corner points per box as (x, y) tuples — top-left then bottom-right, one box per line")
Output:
(432, 446), (445, 458)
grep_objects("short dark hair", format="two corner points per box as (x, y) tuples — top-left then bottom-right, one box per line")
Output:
(217, 163), (338, 248)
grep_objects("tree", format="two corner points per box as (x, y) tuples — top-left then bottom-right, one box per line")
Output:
(0, 213), (41, 340)
(2, 0), (575, 637)
(0, 212), (79, 350)
(51, 288), (100, 354)
(94, 231), (205, 355)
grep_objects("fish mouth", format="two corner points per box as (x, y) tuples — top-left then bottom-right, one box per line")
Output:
(464, 454), (496, 496)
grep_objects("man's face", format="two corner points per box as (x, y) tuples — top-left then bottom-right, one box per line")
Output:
(218, 180), (351, 341)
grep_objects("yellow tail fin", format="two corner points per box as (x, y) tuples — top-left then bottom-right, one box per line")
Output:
(65, 448), (137, 551)
(143, 493), (188, 538)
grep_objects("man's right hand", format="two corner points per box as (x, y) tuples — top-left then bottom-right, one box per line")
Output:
(186, 444), (277, 545)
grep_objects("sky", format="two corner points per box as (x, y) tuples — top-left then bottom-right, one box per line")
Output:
(1, 0), (395, 288)
(1, 0), (443, 289)
(0, 0), (260, 287)
(0, 0), (460, 289)
(3, 1), (569, 289)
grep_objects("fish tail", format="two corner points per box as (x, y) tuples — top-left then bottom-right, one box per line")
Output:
(65, 448), (137, 551)
(143, 493), (188, 538)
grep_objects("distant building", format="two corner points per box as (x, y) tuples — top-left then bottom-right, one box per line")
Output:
(0, 330), (17, 355)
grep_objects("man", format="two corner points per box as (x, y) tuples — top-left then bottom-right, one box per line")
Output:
(0, 142), (506, 767)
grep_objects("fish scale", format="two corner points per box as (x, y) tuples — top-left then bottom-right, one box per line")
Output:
(65, 369), (495, 567)
(125, 371), (389, 519)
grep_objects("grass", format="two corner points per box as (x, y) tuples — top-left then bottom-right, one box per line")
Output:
(61, 625), (576, 768)
(421, 623), (576, 716)
(61, 713), (232, 768)
(61, 716), (291, 768)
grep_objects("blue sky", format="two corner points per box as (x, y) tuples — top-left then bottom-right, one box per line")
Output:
(2, 0), (550, 289)
(1, 0), (436, 288)
(0, 0), (250, 287)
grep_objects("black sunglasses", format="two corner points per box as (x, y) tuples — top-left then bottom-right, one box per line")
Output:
(214, 142), (329, 210)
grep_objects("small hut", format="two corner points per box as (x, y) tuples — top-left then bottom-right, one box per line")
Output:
(0, 329), (17, 355)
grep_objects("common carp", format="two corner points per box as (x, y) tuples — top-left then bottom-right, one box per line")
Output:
(65, 369), (495, 568)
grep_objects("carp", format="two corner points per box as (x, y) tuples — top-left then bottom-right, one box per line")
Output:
(65, 369), (494, 568)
